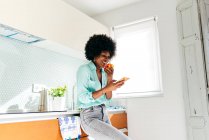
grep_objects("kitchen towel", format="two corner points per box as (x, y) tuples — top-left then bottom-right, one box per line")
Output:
(58, 116), (81, 140)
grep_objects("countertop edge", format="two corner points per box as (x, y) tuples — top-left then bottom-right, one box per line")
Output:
(0, 110), (80, 124)
(0, 109), (126, 124)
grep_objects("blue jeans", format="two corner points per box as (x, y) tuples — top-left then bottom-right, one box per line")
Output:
(80, 104), (132, 140)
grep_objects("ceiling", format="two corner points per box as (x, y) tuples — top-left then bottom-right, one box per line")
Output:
(64, 0), (143, 17)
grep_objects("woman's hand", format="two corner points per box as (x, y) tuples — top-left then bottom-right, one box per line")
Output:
(104, 80), (125, 92)
(92, 80), (124, 100)
(104, 64), (114, 82)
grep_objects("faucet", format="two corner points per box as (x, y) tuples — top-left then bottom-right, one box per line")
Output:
(72, 83), (77, 111)
(32, 84), (47, 112)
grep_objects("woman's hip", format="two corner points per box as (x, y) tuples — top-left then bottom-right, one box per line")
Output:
(80, 104), (108, 123)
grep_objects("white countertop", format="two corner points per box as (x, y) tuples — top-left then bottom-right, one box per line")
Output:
(0, 110), (80, 124)
(0, 109), (126, 124)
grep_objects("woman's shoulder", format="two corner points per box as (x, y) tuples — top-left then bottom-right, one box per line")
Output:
(78, 62), (91, 72)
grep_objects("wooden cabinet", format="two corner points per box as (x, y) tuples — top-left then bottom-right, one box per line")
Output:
(80, 112), (128, 140)
(0, 0), (108, 51)
(109, 112), (128, 135)
(0, 112), (127, 140)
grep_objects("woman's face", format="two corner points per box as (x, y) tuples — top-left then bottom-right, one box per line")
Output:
(94, 51), (110, 69)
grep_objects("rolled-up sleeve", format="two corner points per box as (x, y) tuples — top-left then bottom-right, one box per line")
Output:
(76, 66), (95, 104)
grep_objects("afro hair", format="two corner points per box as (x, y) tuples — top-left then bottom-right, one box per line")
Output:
(85, 34), (116, 61)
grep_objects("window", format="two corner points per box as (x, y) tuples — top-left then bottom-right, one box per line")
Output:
(111, 17), (163, 98)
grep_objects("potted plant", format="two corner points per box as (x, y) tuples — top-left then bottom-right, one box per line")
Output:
(48, 85), (67, 111)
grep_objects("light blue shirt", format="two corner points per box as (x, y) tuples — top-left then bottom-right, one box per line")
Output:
(76, 61), (111, 109)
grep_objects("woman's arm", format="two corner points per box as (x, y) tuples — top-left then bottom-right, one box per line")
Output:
(92, 80), (124, 99)
(105, 77), (113, 99)
(91, 78), (113, 100)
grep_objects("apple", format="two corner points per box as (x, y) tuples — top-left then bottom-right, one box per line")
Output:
(105, 63), (114, 69)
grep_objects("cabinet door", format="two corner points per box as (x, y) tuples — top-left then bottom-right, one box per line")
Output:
(177, 0), (208, 116)
(109, 112), (127, 129)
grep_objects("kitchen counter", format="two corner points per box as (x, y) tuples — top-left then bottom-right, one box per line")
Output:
(0, 109), (126, 124)
(0, 110), (80, 124)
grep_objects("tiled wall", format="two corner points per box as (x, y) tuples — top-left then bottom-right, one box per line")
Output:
(0, 36), (85, 113)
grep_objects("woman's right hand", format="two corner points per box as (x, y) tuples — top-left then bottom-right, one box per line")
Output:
(105, 80), (125, 92)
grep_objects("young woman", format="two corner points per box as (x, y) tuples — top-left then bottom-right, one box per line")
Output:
(77, 34), (131, 140)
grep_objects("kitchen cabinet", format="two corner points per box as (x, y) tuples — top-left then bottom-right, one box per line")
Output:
(0, 111), (128, 140)
(0, 0), (109, 51)
(109, 112), (128, 135)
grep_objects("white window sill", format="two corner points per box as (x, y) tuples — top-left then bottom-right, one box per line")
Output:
(113, 92), (163, 99)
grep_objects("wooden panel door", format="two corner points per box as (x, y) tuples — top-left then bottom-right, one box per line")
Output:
(177, 0), (208, 140)
(177, 0), (208, 117)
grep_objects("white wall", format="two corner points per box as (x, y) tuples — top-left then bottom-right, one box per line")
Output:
(0, 0), (108, 51)
(95, 0), (187, 140)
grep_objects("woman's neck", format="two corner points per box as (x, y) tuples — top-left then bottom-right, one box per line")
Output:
(93, 61), (101, 71)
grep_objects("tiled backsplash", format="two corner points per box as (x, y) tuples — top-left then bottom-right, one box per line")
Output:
(0, 36), (85, 113)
